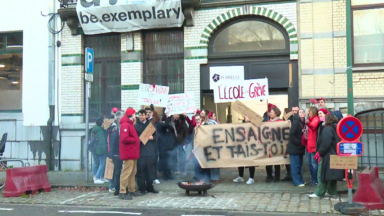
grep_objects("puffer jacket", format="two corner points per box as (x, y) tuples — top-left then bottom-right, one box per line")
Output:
(306, 115), (320, 153)
(91, 125), (108, 156)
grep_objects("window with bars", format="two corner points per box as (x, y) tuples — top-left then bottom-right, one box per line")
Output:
(84, 34), (121, 121)
(143, 30), (184, 94)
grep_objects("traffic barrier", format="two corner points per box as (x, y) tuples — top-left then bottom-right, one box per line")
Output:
(3, 165), (51, 198)
(353, 166), (384, 210)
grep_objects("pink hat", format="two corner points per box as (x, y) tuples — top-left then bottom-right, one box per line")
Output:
(111, 107), (119, 112)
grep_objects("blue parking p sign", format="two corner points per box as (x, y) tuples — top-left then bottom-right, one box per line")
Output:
(85, 47), (94, 74)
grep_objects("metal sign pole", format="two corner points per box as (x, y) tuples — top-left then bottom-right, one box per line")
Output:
(85, 81), (90, 182)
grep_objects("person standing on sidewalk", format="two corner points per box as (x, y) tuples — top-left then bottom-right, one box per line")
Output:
(233, 115), (255, 185)
(135, 109), (159, 194)
(309, 113), (344, 198)
(92, 117), (109, 184)
(286, 111), (306, 187)
(145, 105), (161, 185)
(305, 107), (320, 186)
(119, 108), (142, 200)
(207, 112), (220, 183)
(108, 111), (124, 196)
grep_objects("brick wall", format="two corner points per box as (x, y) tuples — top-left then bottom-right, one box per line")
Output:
(299, 0), (384, 103)
(61, 26), (84, 115)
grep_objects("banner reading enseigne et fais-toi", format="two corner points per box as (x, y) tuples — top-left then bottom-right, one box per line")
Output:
(194, 121), (291, 168)
(77, 0), (185, 35)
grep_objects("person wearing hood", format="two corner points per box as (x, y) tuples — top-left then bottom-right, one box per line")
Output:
(119, 108), (141, 200)
(135, 109), (159, 194)
(91, 117), (109, 184)
(207, 111), (221, 183)
(287, 110), (306, 187)
(309, 113), (344, 198)
(108, 111), (124, 195)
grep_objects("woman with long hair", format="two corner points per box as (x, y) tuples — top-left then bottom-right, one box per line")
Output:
(306, 106), (320, 186)
(286, 109), (306, 187)
(309, 113), (343, 198)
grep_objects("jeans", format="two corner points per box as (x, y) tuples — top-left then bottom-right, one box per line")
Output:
(290, 155), (304, 186)
(314, 159), (337, 196)
(177, 145), (186, 173)
(306, 151), (318, 184)
(210, 168), (220, 181)
(193, 155), (210, 182)
(92, 154), (106, 180)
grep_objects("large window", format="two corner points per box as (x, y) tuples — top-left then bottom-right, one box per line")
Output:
(143, 30), (184, 94)
(0, 32), (23, 111)
(352, 0), (384, 65)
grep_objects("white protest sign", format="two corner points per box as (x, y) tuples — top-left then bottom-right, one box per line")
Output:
(165, 93), (196, 115)
(213, 78), (269, 103)
(209, 66), (245, 89)
(137, 84), (169, 107)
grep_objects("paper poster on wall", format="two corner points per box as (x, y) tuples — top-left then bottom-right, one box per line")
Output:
(164, 93), (196, 115)
(194, 121), (291, 168)
(209, 66), (245, 89)
(137, 84), (169, 107)
(213, 78), (269, 103)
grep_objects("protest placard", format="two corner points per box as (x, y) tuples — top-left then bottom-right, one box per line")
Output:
(330, 155), (358, 169)
(194, 121), (291, 168)
(231, 100), (263, 127)
(139, 123), (156, 145)
(137, 84), (169, 107)
(213, 78), (269, 103)
(164, 93), (196, 115)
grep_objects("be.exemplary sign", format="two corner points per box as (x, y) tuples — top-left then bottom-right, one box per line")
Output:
(213, 78), (269, 103)
(194, 121), (290, 168)
(137, 84), (169, 107)
(76, 0), (185, 35)
(165, 93), (196, 115)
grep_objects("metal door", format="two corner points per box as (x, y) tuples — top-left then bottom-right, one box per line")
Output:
(84, 34), (121, 121)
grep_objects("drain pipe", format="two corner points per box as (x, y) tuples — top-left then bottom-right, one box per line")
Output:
(47, 0), (56, 171)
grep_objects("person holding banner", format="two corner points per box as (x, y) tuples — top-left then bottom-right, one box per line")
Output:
(265, 106), (283, 182)
(207, 111), (220, 183)
(192, 113), (211, 182)
(233, 115), (256, 185)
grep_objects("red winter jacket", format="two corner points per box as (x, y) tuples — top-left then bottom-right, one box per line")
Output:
(306, 115), (320, 153)
(119, 115), (140, 160)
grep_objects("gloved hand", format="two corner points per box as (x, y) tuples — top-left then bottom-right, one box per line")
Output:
(150, 104), (154, 111)
(314, 152), (321, 163)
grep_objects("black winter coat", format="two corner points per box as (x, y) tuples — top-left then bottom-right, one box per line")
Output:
(134, 120), (158, 158)
(318, 123), (344, 182)
(156, 122), (177, 152)
(108, 122), (120, 158)
(287, 114), (305, 155)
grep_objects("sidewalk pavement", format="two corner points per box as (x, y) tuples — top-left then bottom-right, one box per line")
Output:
(1, 169), (376, 215)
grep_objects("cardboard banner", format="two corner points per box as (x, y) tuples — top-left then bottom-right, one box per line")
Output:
(283, 111), (293, 121)
(103, 118), (115, 130)
(232, 100), (263, 127)
(194, 121), (290, 168)
(213, 78), (269, 103)
(330, 155), (358, 169)
(138, 84), (169, 107)
(77, 0), (185, 35)
(104, 158), (114, 180)
(164, 93), (196, 115)
(209, 66), (244, 89)
(139, 123), (156, 145)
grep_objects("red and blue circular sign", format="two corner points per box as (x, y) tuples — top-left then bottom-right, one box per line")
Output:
(336, 115), (363, 142)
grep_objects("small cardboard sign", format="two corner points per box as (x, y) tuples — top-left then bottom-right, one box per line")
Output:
(104, 158), (114, 180)
(330, 155), (358, 170)
(139, 123), (156, 145)
(284, 111), (293, 121)
(103, 118), (115, 130)
(232, 100), (263, 127)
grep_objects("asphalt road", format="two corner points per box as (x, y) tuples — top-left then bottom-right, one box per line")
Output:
(0, 204), (339, 216)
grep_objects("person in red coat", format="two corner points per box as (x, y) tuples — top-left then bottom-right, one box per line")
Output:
(118, 108), (141, 200)
(305, 106), (320, 185)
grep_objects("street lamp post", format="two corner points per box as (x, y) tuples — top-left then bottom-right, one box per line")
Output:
(346, 0), (354, 115)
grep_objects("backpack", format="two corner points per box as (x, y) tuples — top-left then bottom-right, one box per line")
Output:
(88, 132), (98, 153)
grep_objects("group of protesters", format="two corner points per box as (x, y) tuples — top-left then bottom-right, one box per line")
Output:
(90, 97), (345, 200)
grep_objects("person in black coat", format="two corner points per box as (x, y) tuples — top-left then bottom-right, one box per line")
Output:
(287, 113), (306, 186)
(108, 111), (125, 196)
(156, 115), (177, 181)
(309, 113), (343, 198)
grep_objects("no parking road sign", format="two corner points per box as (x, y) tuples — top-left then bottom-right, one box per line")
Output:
(336, 115), (363, 142)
